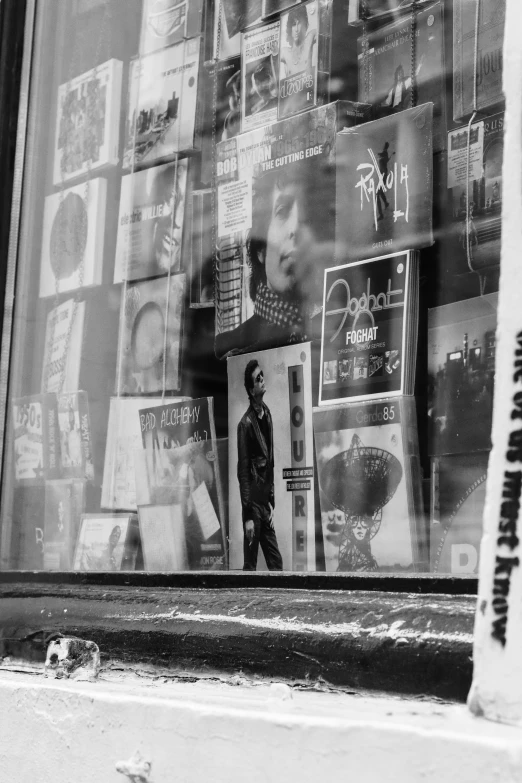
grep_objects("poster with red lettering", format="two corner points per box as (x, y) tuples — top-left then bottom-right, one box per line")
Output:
(319, 250), (418, 405)
(227, 342), (315, 571)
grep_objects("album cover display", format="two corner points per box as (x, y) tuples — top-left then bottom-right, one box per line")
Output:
(73, 513), (140, 571)
(140, 0), (205, 56)
(228, 342), (315, 571)
(123, 37), (201, 169)
(453, 0), (505, 122)
(43, 478), (86, 570)
(357, 2), (445, 150)
(215, 56), (241, 143)
(241, 20), (280, 132)
(57, 391), (94, 481)
(12, 394), (61, 483)
(430, 452), (489, 574)
(101, 395), (166, 511)
(189, 188), (214, 307)
(336, 104), (433, 263)
(41, 299), (85, 394)
(314, 398), (422, 572)
(319, 251), (419, 405)
(447, 113), (503, 270)
(215, 100), (371, 358)
(117, 273), (185, 394)
(114, 160), (188, 283)
(53, 59), (122, 186)
(427, 293), (497, 456)
(39, 178), (107, 298)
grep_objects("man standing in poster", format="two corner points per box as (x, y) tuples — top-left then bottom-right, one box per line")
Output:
(237, 358), (283, 571)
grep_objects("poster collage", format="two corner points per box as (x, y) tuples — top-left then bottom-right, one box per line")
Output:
(7, 0), (505, 575)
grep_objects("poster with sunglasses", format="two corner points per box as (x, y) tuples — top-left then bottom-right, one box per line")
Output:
(114, 160), (188, 283)
(116, 273), (185, 394)
(313, 398), (422, 573)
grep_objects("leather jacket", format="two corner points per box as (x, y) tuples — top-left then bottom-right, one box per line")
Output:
(237, 402), (275, 523)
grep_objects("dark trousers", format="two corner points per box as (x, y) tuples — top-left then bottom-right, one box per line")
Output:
(243, 501), (283, 571)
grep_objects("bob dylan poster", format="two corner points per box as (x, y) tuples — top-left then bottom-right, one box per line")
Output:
(314, 401), (413, 572)
(227, 342), (315, 571)
(215, 103), (340, 357)
(320, 252), (409, 405)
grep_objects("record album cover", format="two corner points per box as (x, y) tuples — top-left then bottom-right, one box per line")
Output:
(447, 112), (503, 270)
(453, 0), (505, 122)
(117, 273), (185, 394)
(215, 100), (371, 358)
(114, 160), (188, 283)
(43, 478), (86, 570)
(140, 0), (205, 56)
(41, 299), (85, 394)
(430, 452), (489, 574)
(12, 394), (61, 483)
(278, 0), (321, 120)
(320, 251), (418, 405)
(348, 0), (432, 24)
(222, 0), (263, 40)
(428, 293), (497, 456)
(53, 59), (122, 185)
(39, 178), (107, 298)
(228, 342), (315, 571)
(215, 56), (241, 142)
(263, 0), (303, 19)
(123, 37), (201, 169)
(73, 513), (140, 571)
(336, 104), (433, 263)
(241, 20), (280, 132)
(357, 2), (445, 150)
(101, 396), (166, 511)
(57, 391), (94, 481)
(314, 399), (418, 572)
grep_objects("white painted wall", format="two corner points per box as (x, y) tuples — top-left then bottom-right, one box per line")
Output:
(1, 670), (522, 783)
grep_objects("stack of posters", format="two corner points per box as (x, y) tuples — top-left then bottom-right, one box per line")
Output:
(357, 2), (445, 150)
(335, 104), (433, 264)
(114, 160), (189, 283)
(453, 0), (505, 122)
(137, 397), (227, 570)
(12, 394), (61, 483)
(43, 478), (86, 570)
(73, 513), (141, 571)
(313, 397), (423, 572)
(116, 273), (185, 395)
(214, 99), (370, 358)
(123, 37), (201, 169)
(52, 59), (123, 185)
(446, 113), (503, 271)
(39, 178), (107, 298)
(227, 342), (315, 571)
(319, 250), (419, 406)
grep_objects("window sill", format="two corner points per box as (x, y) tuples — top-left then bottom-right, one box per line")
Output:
(0, 576), (476, 702)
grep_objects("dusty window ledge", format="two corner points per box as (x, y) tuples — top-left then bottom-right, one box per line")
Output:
(0, 580), (475, 702)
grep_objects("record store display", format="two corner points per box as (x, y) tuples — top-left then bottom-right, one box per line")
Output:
(2, 0), (508, 576)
